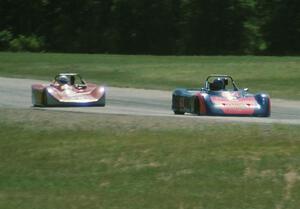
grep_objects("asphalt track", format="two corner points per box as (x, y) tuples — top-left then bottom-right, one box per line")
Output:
(1, 77), (300, 125)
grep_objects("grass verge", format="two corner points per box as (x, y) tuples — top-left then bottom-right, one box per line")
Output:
(0, 52), (300, 99)
(1, 108), (300, 209)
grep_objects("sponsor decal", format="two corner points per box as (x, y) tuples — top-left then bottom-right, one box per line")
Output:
(221, 91), (240, 100)
(211, 95), (259, 115)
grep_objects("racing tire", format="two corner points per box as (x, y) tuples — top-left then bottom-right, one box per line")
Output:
(255, 94), (271, 117)
(172, 94), (185, 115)
(261, 98), (271, 117)
(174, 110), (185, 115)
(42, 89), (48, 107)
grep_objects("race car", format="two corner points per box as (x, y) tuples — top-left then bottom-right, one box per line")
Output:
(32, 73), (105, 107)
(172, 75), (270, 117)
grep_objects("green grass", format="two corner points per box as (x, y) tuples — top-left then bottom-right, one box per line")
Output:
(0, 52), (300, 99)
(1, 52), (300, 209)
(1, 109), (300, 209)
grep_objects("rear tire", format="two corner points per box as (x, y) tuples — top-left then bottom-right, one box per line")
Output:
(172, 94), (185, 115)
(42, 89), (48, 106)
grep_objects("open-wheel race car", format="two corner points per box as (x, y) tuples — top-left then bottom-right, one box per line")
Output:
(172, 75), (270, 117)
(32, 73), (105, 107)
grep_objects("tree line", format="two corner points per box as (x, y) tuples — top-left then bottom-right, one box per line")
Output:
(1, 0), (300, 55)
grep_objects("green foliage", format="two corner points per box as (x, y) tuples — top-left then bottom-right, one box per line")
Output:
(0, 30), (13, 50)
(0, 0), (300, 54)
(260, 0), (300, 54)
(9, 35), (44, 52)
(108, 0), (180, 54)
(0, 29), (44, 52)
(180, 0), (246, 54)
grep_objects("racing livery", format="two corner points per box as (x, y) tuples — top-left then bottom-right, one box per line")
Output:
(32, 73), (105, 107)
(172, 75), (270, 117)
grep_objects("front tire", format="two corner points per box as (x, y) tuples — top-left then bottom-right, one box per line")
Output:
(174, 110), (185, 115)
(255, 94), (271, 117)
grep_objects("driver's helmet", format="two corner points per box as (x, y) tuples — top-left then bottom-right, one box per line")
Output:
(212, 78), (225, 91)
(57, 75), (69, 85)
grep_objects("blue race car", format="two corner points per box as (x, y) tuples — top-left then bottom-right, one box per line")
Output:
(172, 75), (270, 117)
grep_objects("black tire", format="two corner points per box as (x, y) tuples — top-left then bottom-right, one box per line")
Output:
(174, 110), (185, 115)
(261, 98), (271, 117)
(42, 89), (48, 106)
(255, 94), (271, 117)
(172, 94), (185, 115)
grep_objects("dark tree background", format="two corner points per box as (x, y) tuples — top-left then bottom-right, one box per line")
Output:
(0, 0), (300, 54)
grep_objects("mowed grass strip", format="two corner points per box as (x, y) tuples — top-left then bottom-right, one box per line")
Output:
(0, 109), (300, 209)
(0, 52), (300, 99)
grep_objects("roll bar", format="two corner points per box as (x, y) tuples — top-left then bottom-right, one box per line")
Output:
(205, 74), (238, 91)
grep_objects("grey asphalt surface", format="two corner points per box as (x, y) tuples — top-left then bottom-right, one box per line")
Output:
(1, 77), (300, 125)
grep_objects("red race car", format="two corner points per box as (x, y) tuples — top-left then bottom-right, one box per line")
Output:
(32, 73), (105, 107)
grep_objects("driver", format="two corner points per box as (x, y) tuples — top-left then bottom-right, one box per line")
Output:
(211, 78), (225, 91)
(57, 75), (69, 85)
(54, 75), (71, 91)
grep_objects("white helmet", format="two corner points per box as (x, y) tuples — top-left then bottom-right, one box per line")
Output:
(57, 75), (69, 85)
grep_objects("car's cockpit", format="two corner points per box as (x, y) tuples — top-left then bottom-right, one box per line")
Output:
(205, 75), (238, 91)
(53, 73), (87, 89)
